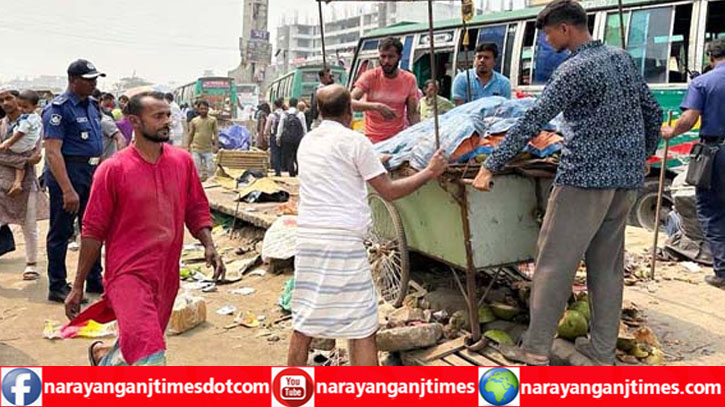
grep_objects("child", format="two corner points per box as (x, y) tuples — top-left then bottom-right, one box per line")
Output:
(0, 90), (41, 196)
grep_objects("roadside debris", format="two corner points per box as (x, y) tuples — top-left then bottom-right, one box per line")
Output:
(168, 294), (207, 335)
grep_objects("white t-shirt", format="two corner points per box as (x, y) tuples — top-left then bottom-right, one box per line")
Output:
(297, 120), (387, 233)
(11, 113), (42, 153)
(169, 101), (184, 144)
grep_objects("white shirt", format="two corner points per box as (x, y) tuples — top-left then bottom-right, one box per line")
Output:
(169, 101), (184, 143)
(11, 113), (42, 153)
(276, 107), (308, 140)
(297, 120), (387, 233)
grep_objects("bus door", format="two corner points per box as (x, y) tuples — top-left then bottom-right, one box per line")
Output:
(412, 29), (457, 96)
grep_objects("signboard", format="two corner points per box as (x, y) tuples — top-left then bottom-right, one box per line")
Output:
(202, 80), (231, 89)
(246, 41), (272, 64)
(418, 31), (456, 47)
(251, 30), (270, 42)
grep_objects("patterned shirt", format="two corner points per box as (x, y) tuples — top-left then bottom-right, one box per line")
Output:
(484, 40), (662, 189)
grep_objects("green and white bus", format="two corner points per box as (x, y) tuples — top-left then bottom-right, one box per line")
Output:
(266, 64), (348, 105)
(349, 0), (724, 229)
(175, 77), (238, 120)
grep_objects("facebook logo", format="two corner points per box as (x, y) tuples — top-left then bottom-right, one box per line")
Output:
(1, 368), (42, 406)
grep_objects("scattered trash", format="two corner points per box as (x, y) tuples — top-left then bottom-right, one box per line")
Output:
(43, 319), (117, 340)
(248, 268), (267, 277)
(278, 278), (295, 313)
(229, 287), (256, 296)
(216, 305), (238, 316)
(169, 294), (207, 334)
(236, 311), (260, 328)
(201, 283), (218, 293)
(681, 261), (702, 273)
(267, 334), (280, 342)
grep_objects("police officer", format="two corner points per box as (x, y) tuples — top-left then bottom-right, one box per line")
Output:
(662, 38), (725, 290)
(42, 59), (105, 302)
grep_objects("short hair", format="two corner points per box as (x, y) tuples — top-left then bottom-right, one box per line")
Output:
(118, 94), (129, 102)
(126, 91), (165, 116)
(164, 92), (174, 102)
(378, 37), (403, 56)
(0, 89), (20, 98)
(101, 92), (115, 101)
(18, 90), (40, 106)
(318, 88), (351, 118)
(423, 79), (439, 88)
(259, 102), (271, 114)
(91, 89), (103, 99)
(535, 0), (588, 30)
(196, 100), (210, 108)
(475, 42), (499, 59)
(274, 98), (284, 108)
(707, 38), (725, 59)
(288, 97), (299, 108)
(318, 68), (330, 79)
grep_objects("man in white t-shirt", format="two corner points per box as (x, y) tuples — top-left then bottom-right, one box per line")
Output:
(289, 84), (447, 366)
(164, 93), (184, 146)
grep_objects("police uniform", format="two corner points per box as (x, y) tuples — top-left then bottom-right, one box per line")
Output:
(680, 59), (725, 283)
(42, 59), (105, 299)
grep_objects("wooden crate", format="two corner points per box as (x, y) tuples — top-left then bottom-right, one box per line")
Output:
(401, 337), (522, 367)
(216, 149), (269, 172)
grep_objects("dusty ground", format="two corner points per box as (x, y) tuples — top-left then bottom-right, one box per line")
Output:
(1, 220), (724, 366)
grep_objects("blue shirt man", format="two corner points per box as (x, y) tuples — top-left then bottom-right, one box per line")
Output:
(452, 42), (512, 105)
(42, 59), (106, 303)
(662, 38), (725, 289)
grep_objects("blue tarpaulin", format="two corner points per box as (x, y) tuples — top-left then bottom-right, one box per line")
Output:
(373, 97), (562, 170)
(219, 125), (251, 150)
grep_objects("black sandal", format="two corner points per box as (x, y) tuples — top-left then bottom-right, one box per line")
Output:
(497, 344), (550, 366)
(88, 341), (104, 366)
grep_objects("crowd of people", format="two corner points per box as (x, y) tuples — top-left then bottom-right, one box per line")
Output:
(0, 0), (723, 368)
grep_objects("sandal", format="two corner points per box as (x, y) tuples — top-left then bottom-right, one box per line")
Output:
(497, 344), (550, 366)
(22, 267), (40, 281)
(88, 341), (104, 366)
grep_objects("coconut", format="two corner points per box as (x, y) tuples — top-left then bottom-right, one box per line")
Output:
(644, 347), (665, 365)
(631, 342), (652, 359)
(633, 326), (661, 348)
(556, 310), (589, 340)
(569, 300), (591, 322)
(483, 329), (514, 346)
(478, 305), (496, 324)
(490, 302), (522, 321)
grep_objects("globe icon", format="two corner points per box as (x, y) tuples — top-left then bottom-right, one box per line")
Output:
(479, 367), (519, 406)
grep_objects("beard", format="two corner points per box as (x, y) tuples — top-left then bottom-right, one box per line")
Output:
(381, 64), (397, 75)
(139, 125), (171, 142)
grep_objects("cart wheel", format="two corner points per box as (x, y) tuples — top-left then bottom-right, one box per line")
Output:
(365, 193), (410, 308)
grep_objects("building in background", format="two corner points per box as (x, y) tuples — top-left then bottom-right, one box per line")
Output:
(229, 0), (272, 92)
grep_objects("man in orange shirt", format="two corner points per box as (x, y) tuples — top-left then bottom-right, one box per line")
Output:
(351, 37), (420, 143)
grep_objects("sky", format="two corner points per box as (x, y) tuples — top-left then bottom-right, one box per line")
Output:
(0, 0), (517, 89)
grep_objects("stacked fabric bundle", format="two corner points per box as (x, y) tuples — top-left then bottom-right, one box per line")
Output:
(374, 96), (564, 171)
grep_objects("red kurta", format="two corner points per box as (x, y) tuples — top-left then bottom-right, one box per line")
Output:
(79, 143), (212, 364)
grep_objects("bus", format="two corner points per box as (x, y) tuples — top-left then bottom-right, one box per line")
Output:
(175, 77), (238, 119)
(266, 64), (348, 105)
(349, 0), (725, 229)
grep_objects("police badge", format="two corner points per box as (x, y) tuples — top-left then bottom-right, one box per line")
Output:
(50, 114), (62, 126)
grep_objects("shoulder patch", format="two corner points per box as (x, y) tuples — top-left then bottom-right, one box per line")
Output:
(51, 95), (68, 106)
(50, 114), (62, 126)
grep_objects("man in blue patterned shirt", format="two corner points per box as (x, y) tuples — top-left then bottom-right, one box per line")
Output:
(473, 0), (662, 365)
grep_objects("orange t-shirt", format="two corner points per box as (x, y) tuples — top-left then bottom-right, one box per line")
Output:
(354, 67), (419, 143)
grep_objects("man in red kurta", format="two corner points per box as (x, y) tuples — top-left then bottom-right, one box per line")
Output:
(65, 91), (225, 365)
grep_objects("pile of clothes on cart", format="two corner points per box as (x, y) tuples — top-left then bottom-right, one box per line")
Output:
(374, 96), (564, 176)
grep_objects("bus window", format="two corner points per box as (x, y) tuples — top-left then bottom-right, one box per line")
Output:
(400, 35), (414, 71)
(669, 3), (693, 83)
(503, 24), (517, 78)
(361, 39), (379, 51)
(519, 21), (536, 86)
(604, 11), (630, 48)
(704, 0), (725, 70)
(477, 25), (506, 72)
(628, 6), (674, 84)
(533, 33), (569, 85)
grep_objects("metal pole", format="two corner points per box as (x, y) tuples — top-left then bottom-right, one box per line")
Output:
(318, 1), (327, 70)
(650, 110), (673, 280)
(463, 24), (473, 103)
(427, 0), (440, 150)
(617, 0), (626, 48)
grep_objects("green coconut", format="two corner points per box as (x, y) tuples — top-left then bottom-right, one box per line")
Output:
(478, 305), (496, 324)
(631, 342), (652, 359)
(484, 329), (514, 346)
(569, 300), (591, 322)
(490, 302), (522, 321)
(644, 347), (665, 365)
(617, 323), (636, 352)
(557, 310), (589, 340)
